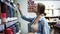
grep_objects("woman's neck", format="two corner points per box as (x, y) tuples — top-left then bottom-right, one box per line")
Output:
(34, 13), (41, 24)
(36, 13), (41, 18)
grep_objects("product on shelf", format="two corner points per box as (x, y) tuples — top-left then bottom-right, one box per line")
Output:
(5, 27), (13, 34)
(12, 24), (19, 34)
(8, 6), (14, 17)
(1, 13), (7, 24)
(1, 2), (9, 17)
(1, 2), (7, 13)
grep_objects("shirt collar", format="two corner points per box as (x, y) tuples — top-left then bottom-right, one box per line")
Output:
(34, 15), (45, 21)
(39, 16), (45, 21)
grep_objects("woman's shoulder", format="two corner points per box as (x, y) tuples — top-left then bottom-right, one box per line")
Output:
(39, 17), (48, 23)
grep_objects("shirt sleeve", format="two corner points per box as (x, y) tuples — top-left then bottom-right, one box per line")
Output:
(43, 20), (50, 34)
(21, 15), (34, 22)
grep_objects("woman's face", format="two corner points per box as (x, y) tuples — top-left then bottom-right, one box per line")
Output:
(28, 4), (38, 13)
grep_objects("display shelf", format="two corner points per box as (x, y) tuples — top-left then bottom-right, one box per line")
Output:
(45, 16), (60, 18)
(6, 19), (18, 27)
(48, 21), (57, 23)
(0, 19), (18, 31)
(7, 17), (17, 21)
(45, 8), (60, 10)
(1, 0), (19, 33)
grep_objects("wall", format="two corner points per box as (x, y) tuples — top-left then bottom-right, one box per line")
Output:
(15, 0), (29, 34)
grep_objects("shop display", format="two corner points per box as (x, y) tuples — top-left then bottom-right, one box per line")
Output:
(0, 0), (20, 34)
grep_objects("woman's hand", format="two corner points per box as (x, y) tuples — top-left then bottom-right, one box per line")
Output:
(17, 3), (20, 9)
(17, 3), (23, 16)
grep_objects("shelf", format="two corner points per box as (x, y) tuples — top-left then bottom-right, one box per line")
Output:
(48, 21), (57, 23)
(7, 17), (17, 22)
(45, 16), (60, 18)
(45, 8), (60, 10)
(6, 19), (18, 27)
(1, 0), (18, 32)
(0, 19), (18, 31)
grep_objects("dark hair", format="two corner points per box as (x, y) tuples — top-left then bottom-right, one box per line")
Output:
(37, 3), (45, 15)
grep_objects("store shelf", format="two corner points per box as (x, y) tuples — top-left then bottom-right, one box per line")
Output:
(48, 21), (57, 23)
(7, 17), (17, 21)
(45, 16), (60, 18)
(0, 19), (18, 31)
(1, 0), (19, 33)
(6, 19), (18, 27)
(45, 8), (60, 10)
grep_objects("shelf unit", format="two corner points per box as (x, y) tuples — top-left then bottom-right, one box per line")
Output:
(45, 6), (60, 25)
(0, 0), (20, 33)
(45, 16), (59, 23)
(45, 16), (60, 29)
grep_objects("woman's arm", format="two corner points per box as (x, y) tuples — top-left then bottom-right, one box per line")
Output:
(17, 3), (23, 16)
(17, 3), (34, 22)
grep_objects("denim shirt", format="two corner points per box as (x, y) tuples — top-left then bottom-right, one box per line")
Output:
(21, 16), (50, 34)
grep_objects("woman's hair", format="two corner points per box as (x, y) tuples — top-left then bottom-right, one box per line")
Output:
(37, 3), (45, 15)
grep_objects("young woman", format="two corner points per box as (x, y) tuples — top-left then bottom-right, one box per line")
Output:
(17, 3), (50, 34)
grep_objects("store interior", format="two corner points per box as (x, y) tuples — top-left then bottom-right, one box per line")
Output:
(0, 0), (60, 34)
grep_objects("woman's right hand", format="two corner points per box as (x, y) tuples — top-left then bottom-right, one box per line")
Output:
(17, 3), (20, 9)
(17, 3), (23, 16)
